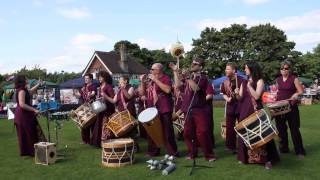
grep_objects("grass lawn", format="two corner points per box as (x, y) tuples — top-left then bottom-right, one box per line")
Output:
(0, 104), (319, 180)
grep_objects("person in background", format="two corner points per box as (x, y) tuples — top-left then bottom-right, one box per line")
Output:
(14, 75), (46, 156)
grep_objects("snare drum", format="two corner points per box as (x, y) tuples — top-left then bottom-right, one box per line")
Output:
(106, 110), (137, 137)
(234, 109), (278, 149)
(138, 107), (165, 147)
(91, 100), (107, 113)
(102, 138), (135, 168)
(267, 100), (291, 116)
(69, 103), (96, 128)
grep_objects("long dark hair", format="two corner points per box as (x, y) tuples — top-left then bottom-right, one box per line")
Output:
(245, 61), (263, 82)
(97, 71), (113, 85)
(15, 75), (27, 89)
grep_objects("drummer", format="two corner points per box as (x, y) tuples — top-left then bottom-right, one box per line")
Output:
(171, 57), (216, 162)
(104, 75), (140, 151)
(95, 71), (116, 146)
(235, 61), (279, 169)
(275, 61), (306, 159)
(109, 75), (136, 117)
(220, 62), (244, 153)
(74, 73), (97, 144)
(139, 63), (179, 157)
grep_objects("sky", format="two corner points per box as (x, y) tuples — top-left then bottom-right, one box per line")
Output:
(0, 0), (320, 74)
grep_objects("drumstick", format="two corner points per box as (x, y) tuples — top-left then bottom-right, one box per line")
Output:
(235, 73), (238, 89)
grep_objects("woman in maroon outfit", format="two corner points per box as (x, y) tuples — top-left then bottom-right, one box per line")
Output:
(236, 61), (279, 169)
(113, 76), (136, 117)
(92, 71), (115, 147)
(275, 61), (305, 159)
(14, 75), (46, 156)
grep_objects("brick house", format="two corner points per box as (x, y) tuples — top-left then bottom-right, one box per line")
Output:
(82, 45), (148, 81)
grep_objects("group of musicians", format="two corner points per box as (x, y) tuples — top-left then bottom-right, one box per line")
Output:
(14, 56), (306, 169)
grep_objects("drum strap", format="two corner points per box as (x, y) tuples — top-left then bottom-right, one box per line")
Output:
(247, 84), (258, 111)
(120, 90), (128, 110)
(152, 83), (158, 106)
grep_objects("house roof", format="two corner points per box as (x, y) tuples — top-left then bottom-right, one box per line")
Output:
(83, 51), (148, 76)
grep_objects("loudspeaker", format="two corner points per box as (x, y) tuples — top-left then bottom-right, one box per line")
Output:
(34, 142), (56, 165)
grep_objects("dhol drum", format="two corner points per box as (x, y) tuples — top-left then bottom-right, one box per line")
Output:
(69, 103), (96, 128)
(102, 138), (135, 168)
(106, 110), (137, 137)
(221, 120), (226, 140)
(234, 109), (278, 149)
(267, 100), (291, 117)
(172, 109), (185, 133)
(138, 107), (165, 147)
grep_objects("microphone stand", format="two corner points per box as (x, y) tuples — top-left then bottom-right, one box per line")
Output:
(184, 72), (212, 176)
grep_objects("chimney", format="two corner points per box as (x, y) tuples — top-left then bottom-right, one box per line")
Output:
(119, 43), (128, 73)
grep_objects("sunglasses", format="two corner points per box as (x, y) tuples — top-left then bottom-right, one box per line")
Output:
(192, 62), (200, 66)
(281, 68), (289, 70)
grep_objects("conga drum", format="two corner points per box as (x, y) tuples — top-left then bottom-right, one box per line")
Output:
(102, 138), (135, 168)
(234, 109), (278, 149)
(106, 110), (137, 137)
(69, 103), (96, 128)
(138, 107), (165, 147)
(267, 100), (291, 117)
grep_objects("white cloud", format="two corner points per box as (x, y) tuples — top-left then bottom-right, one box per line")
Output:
(0, 18), (5, 24)
(32, 0), (44, 7)
(197, 16), (265, 30)
(39, 33), (113, 72)
(196, 10), (320, 33)
(70, 33), (111, 45)
(55, 0), (76, 4)
(274, 10), (320, 32)
(135, 38), (167, 50)
(57, 7), (91, 19)
(195, 9), (320, 52)
(243, 0), (271, 5)
(288, 32), (320, 47)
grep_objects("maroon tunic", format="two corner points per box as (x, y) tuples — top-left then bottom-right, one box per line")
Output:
(221, 76), (244, 150)
(116, 84), (136, 117)
(237, 80), (280, 164)
(182, 74), (215, 160)
(145, 74), (178, 156)
(275, 75), (306, 155)
(153, 74), (174, 114)
(80, 83), (97, 144)
(15, 88), (46, 156)
(93, 84), (115, 147)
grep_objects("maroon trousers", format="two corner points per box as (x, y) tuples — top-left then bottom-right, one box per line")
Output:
(15, 121), (38, 156)
(183, 108), (215, 159)
(206, 104), (215, 148)
(225, 114), (239, 151)
(275, 105), (306, 155)
(81, 124), (94, 144)
(147, 112), (178, 156)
